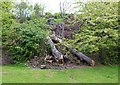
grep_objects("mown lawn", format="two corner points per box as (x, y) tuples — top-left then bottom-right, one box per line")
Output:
(1, 64), (118, 83)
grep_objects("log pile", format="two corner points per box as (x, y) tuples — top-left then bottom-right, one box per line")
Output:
(28, 16), (95, 68)
(28, 34), (95, 69)
(47, 34), (95, 66)
(46, 36), (64, 65)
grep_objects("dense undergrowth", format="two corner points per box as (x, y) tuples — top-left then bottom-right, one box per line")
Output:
(2, 18), (51, 62)
(1, 1), (118, 65)
(67, 2), (118, 64)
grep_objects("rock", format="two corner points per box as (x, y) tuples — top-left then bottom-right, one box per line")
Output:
(40, 65), (46, 69)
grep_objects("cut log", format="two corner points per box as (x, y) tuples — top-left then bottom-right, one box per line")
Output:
(70, 49), (95, 66)
(46, 36), (64, 64)
(50, 34), (95, 66)
(40, 65), (46, 69)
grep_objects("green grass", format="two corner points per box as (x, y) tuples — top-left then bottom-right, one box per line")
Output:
(1, 64), (118, 83)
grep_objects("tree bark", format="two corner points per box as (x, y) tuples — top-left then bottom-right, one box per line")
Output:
(70, 49), (95, 66)
(46, 36), (64, 64)
(50, 34), (62, 43)
(50, 34), (95, 66)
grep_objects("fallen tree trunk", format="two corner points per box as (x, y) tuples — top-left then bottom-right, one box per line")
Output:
(46, 36), (64, 64)
(50, 34), (95, 66)
(70, 49), (95, 66)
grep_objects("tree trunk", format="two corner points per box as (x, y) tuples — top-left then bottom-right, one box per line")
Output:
(70, 49), (95, 66)
(50, 34), (62, 43)
(50, 34), (95, 66)
(46, 36), (64, 64)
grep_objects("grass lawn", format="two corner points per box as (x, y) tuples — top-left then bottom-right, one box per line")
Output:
(1, 64), (118, 83)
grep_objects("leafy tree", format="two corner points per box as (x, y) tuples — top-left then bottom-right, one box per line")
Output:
(32, 3), (44, 18)
(68, 2), (118, 64)
(44, 12), (53, 18)
(1, 1), (15, 48)
(0, 1), (15, 29)
(1, 1), (50, 63)
(14, 2), (32, 23)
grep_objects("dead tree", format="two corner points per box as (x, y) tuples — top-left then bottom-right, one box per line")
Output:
(46, 36), (64, 64)
(50, 34), (95, 66)
(59, 0), (73, 38)
(70, 49), (95, 66)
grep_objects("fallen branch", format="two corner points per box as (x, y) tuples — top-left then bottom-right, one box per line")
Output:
(50, 34), (62, 43)
(50, 34), (95, 66)
(70, 49), (95, 66)
(46, 36), (64, 64)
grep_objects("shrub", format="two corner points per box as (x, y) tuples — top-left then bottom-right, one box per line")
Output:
(67, 2), (118, 64)
(2, 18), (50, 62)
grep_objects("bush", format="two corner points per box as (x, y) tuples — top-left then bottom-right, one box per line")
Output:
(67, 2), (118, 64)
(2, 18), (50, 62)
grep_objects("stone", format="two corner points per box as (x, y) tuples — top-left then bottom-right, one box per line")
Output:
(40, 65), (46, 69)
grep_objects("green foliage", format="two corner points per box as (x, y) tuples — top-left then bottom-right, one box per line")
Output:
(0, 1), (15, 46)
(68, 2), (118, 64)
(53, 13), (69, 23)
(1, 1), (50, 63)
(54, 18), (63, 23)
(0, 2), (15, 28)
(32, 3), (44, 18)
(14, 2), (32, 23)
(2, 18), (50, 62)
(44, 12), (53, 18)
(54, 13), (62, 19)
(1, 1), (118, 65)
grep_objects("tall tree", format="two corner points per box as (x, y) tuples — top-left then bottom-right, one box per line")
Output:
(70, 1), (118, 64)
(33, 3), (45, 18)
(14, 2), (32, 23)
(0, 1), (14, 29)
